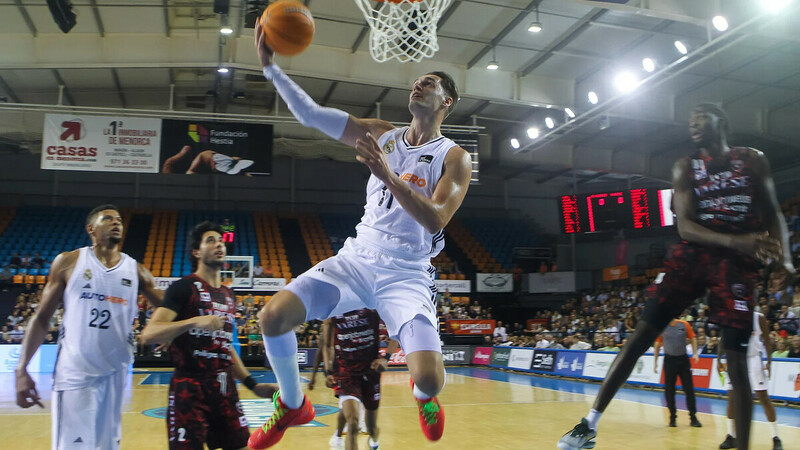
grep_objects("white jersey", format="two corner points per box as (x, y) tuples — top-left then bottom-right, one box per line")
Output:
(355, 126), (458, 260)
(747, 311), (764, 358)
(54, 247), (139, 390)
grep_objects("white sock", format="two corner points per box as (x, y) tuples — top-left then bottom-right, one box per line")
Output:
(263, 332), (303, 409)
(770, 421), (779, 438)
(728, 419), (736, 438)
(413, 384), (431, 400)
(585, 409), (602, 430)
(369, 437), (379, 448)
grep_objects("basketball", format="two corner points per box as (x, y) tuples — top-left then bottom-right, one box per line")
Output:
(260, 0), (315, 56)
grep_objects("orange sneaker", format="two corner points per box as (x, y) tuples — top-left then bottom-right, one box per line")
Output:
(248, 391), (316, 449)
(410, 380), (445, 441)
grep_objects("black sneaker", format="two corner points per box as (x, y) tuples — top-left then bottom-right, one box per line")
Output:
(773, 436), (783, 450)
(669, 418), (677, 427)
(557, 418), (597, 449)
(719, 434), (736, 449)
(690, 416), (702, 428)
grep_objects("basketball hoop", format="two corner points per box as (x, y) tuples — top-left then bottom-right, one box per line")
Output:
(354, 0), (452, 63)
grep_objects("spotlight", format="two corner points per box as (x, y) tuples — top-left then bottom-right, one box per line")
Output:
(564, 108), (576, 118)
(545, 117), (555, 129)
(614, 72), (639, 93)
(642, 57), (656, 73)
(486, 61), (499, 70)
(761, 0), (792, 13)
(217, 67), (229, 74)
(588, 91), (598, 105)
(528, 6), (542, 33)
(674, 40), (688, 55)
(712, 16), (728, 31)
(527, 127), (540, 139)
(220, 26), (233, 35)
(510, 138), (520, 149)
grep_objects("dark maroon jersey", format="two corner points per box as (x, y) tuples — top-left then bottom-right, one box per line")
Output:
(332, 309), (381, 375)
(163, 274), (236, 374)
(690, 146), (762, 234)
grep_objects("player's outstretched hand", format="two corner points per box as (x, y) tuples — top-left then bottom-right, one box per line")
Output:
(355, 132), (394, 183)
(370, 358), (389, 373)
(254, 18), (275, 68)
(15, 369), (44, 408)
(194, 315), (225, 331)
(251, 383), (278, 399)
(733, 231), (781, 263)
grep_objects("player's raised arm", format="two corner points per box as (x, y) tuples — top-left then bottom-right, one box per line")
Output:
(137, 262), (164, 307)
(254, 19), (393, 148)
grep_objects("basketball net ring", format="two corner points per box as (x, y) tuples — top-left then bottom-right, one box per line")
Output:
(354, 0), (452, 63)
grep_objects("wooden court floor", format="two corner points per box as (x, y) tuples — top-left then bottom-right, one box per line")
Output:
(1, 367), (798, 449)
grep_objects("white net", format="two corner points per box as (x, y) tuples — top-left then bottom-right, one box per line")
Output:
(354, 0), (452, 63)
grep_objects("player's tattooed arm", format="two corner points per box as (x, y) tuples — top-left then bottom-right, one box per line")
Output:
(751, 149), (796, 278)
(137, 263), (164, 307)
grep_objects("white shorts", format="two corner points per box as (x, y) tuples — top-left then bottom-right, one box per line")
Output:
(51, 370), (127, 450)
(286, 237), (439, 340)
(723, 354), (768, 392)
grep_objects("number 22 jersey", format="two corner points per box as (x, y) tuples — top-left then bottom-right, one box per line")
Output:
(54, 247), (139, 390)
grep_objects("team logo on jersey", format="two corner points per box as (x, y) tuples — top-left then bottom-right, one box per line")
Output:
(731, 283), (747, 299)
(382, 140), (395, 154)
(121, 278), (131, 287)
(731, 160), (744, 172)
(82, 283), (92, 290)
(83, 269), (92, 280)
(418, 154), (433, 164)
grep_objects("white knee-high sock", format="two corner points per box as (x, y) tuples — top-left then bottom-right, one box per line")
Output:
(263, 332), (303, 409)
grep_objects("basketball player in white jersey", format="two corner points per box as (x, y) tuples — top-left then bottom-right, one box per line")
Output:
(718, 311), (783, 450)
(14, 204), (163, 449)
(248, 21), (472, 449)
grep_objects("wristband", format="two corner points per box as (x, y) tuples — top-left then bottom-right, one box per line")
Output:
(243, 375), (258, 391)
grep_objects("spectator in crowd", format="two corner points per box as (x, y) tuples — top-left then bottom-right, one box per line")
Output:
(254, 262), (264, 278)
(20, 253), (31, 268)
(539, 261), (548, 274)
(702, 336), (719, 355)
(599, 336), (619, 352)
(263, 263), (274, 278)
(787, 335), (800, 358)
(772, 339), (789, 358)
(493, 321), (507, 341)
(31, 253), (45, 269)
(9, 253), (21, 268)
(570, 334), (592, 350)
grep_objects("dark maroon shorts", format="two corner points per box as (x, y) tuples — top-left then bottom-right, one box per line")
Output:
(167, 370), (249, 450)
(334, 371), (382, 411)
(642, 242), (759, 331)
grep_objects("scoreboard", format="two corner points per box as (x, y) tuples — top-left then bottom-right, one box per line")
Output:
(560, 189), (674, 234)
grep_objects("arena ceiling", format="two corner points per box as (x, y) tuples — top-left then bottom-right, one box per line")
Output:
(1, 0), (799, 189)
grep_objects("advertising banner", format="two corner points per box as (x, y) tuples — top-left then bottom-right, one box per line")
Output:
(602, 265), (629, 281)
(770, 360), (800, 400)
(156, 277), (286, 292)
(441, 346), (473, 365)
(508, 348), (535, 371)
(435, 279), (471, 293)
(658, 356), (714, 389)
(626, 355), (661, 384)
(42, 114), (161, 173)
(160, 119), (272, 175)
(582, 352), (617, 379)
(554, 351), (586, 377)
(1, 344), (60, 373)
(446, 319), (496, 335)
(489, 347), (512, 368)
(527, 272), (576, 293)
(264, 348), (317, 368)
(530, 349), (556, 372)
(472, 347), (493, 365)
(476, 273), (513, 293)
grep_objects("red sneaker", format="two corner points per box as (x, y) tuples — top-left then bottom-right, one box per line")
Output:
(410, 380), (445, 441)
(248, 391), (316, 449)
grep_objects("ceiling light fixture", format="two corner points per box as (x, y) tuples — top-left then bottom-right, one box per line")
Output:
(528, 6), (542, 33)
(487, 47), (499, 70)
(642, 57), (656, 73)
(527, 127), (540, 139)
(510, 138), (520, 149)
(545, 117), (555, 129)
(674, 40), (688, 55)
(588, 91), (598, 105)
(712, 15), (729, 31)
(565, 108), (576, 118)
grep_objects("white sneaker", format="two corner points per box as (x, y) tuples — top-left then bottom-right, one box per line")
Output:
(329, 434), (344, 450)
(368, 437), (380, 449)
